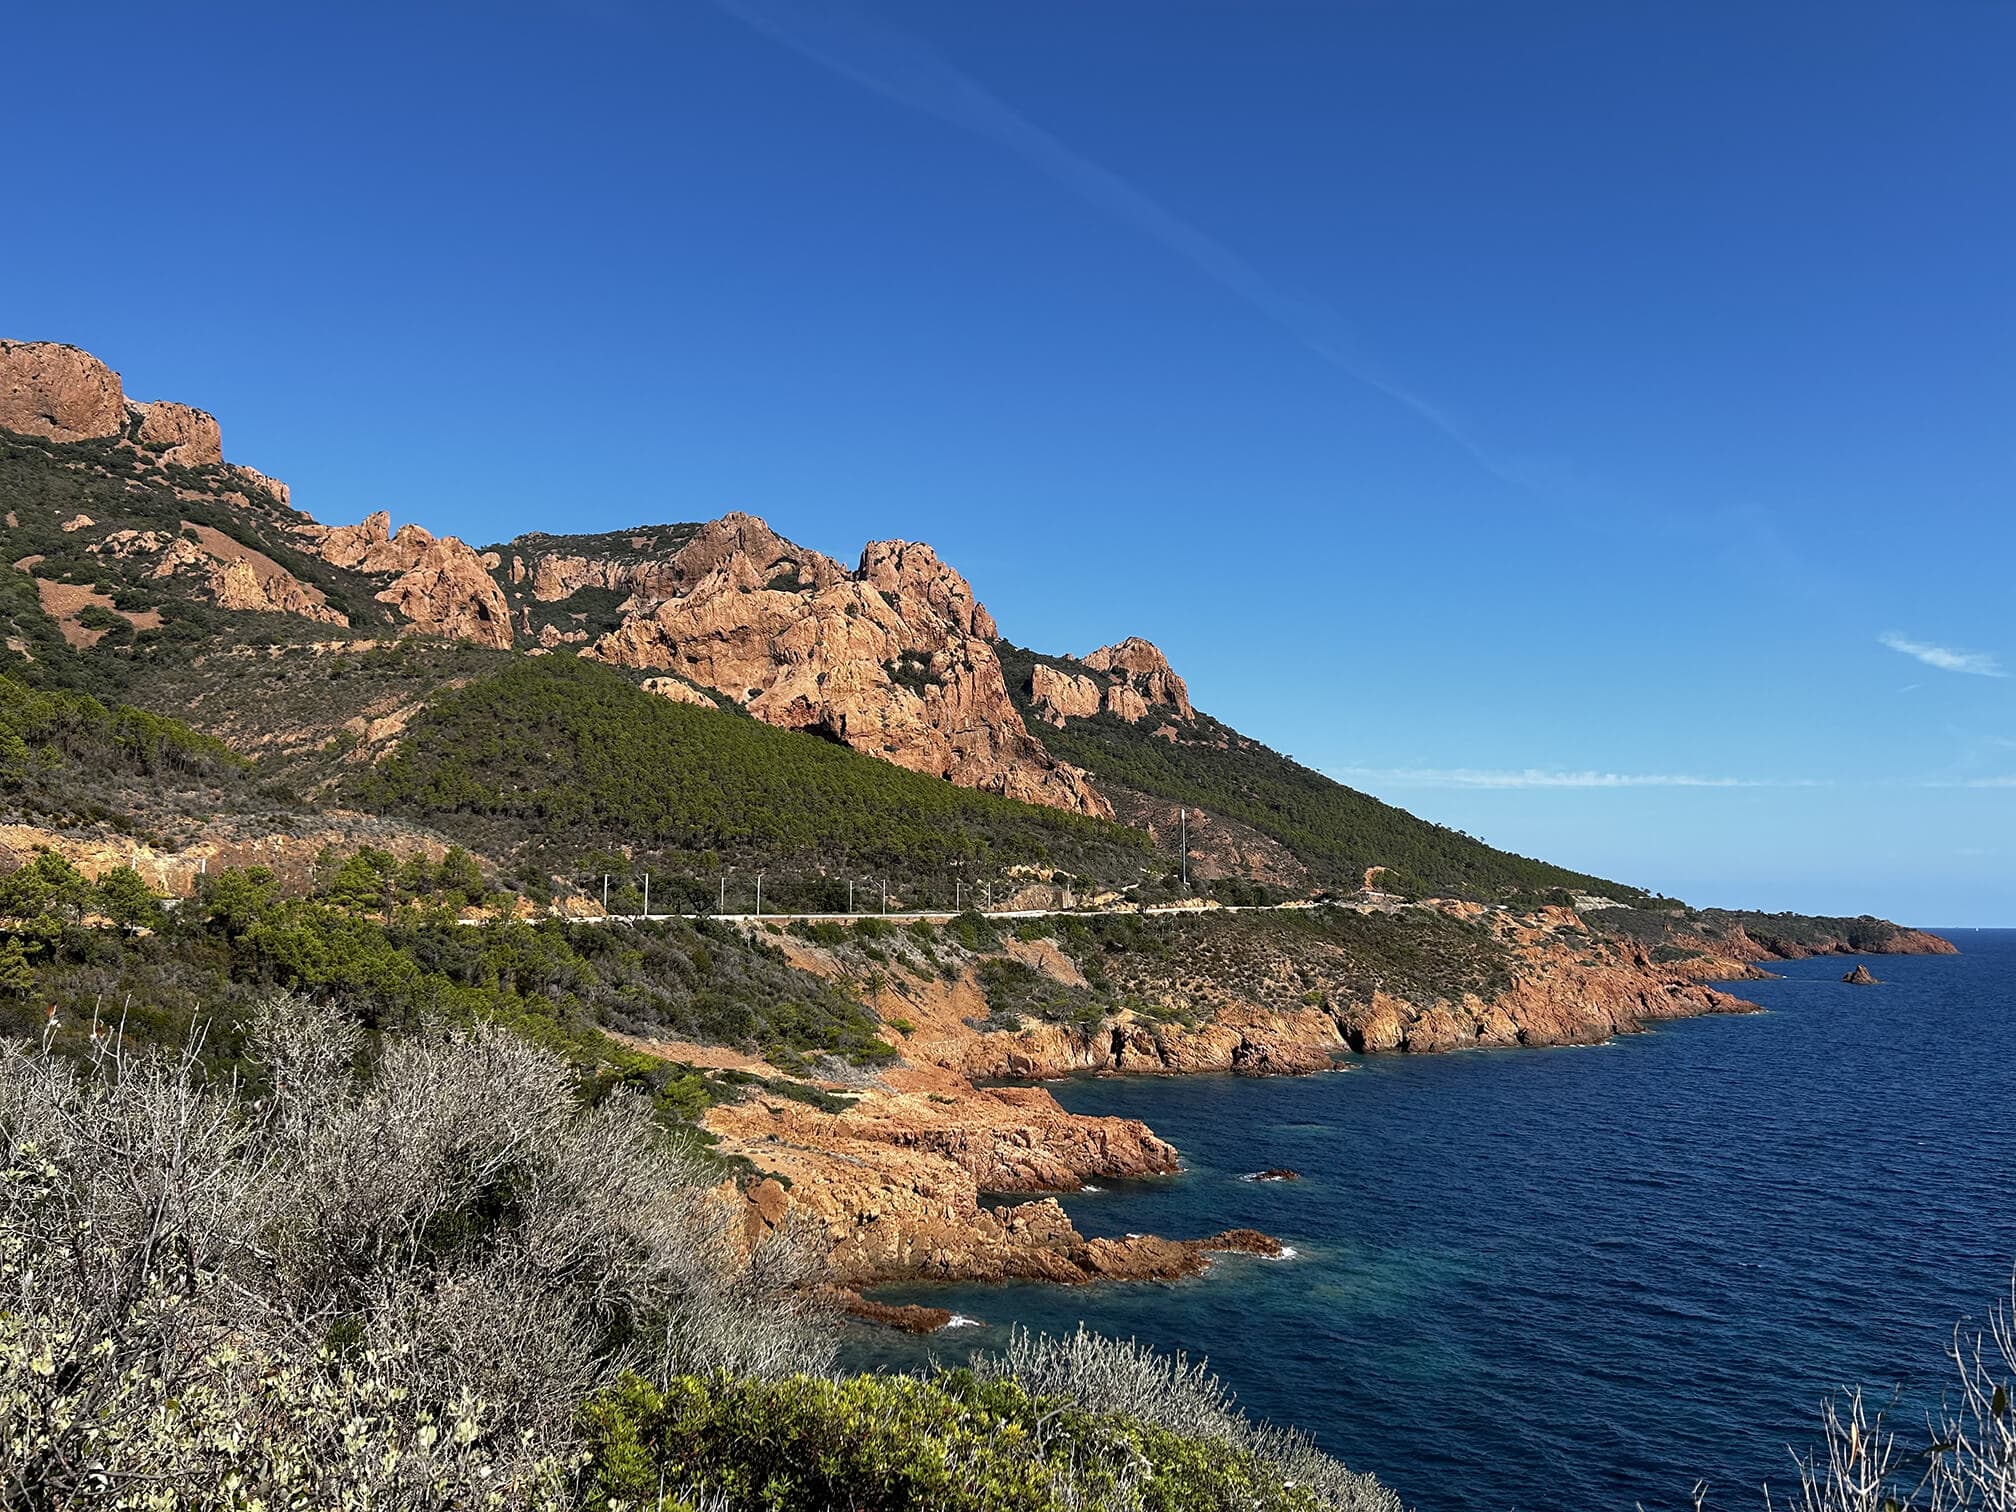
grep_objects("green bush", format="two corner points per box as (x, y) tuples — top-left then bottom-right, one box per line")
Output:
(576, 1370), (1365, 1512)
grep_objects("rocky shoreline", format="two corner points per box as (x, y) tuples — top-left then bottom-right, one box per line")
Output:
(709, 905), (1955, 1324)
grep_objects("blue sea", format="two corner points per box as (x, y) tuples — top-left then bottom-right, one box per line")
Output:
(851, 930), (2016, 1512)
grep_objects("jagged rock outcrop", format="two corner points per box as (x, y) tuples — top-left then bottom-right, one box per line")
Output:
(2, 339), (292, 506)
(856, 540), (997, 640)
(1083, 636), (1193, 720)
(0, 341), (127, 443)
(639, 675), (715, 707)
(300, 512), (512, 649)
(1026, 638), (1195, 728)
(520, 553), (637, 603)
(91, 524), (347, 626)
(584, 519), (1108, 816)
(1030, 663), (1103, 726)
(706, 1070), (1283, 1286)
(129, 400), (222, 466)
(1842, 964), (1880, 985)
(229, 464), (290, 507)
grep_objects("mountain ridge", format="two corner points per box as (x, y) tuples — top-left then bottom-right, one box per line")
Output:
(1, 335), (1683, 915)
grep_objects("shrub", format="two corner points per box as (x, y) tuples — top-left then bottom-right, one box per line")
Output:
(576, 1363), (1402, 1512)
(0, 1001), (833, 1508)
(1769, 1275), (2016, 1511)
(945, 908), (1002, 952)
(975, 1326), (1402, 1512)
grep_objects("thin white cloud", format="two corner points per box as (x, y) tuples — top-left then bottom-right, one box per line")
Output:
(1331, 767), (1822, 791)
(710, 0), (1508, 477)
(1880, 632), (2005, 678)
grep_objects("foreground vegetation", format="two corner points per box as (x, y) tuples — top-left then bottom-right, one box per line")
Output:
(0, 1009), (1404, 1511)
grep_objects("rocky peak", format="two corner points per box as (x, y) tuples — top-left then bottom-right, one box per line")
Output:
(1, 339), (287, 502)
(1083, 637), (1193, 720)
(668, 511), (846, 596)
(1, 341), (128, 444)
(298, 512), (513, 650)
(128, 400), (222, 466)
(582, 513), (1108, 817)
(1027, 637), (1195, 727)
(857, 540), (998, 641)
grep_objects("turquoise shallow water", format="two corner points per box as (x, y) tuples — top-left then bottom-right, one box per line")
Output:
(846, 930), (2016, 1512)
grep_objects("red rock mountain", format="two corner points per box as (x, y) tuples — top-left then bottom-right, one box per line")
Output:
(1, 338), (1200, 817)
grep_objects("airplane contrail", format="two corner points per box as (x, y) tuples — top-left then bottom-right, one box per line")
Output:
(711, 0), (1512, 478)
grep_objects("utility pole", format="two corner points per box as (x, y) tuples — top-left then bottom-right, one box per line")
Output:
(1180, 807), (1188, 893)
(881, 878), (889, 915)
(719, 873), (726, 914)
(642, 872), (650, 919)
(602, 874), (609, 912)
(755, 873), (763, 917)
(847, 879), (853, 914)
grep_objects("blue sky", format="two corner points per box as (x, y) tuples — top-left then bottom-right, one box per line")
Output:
(6, 2), (2011, 923)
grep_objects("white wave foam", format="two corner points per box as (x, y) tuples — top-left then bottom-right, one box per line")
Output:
(941, 1314), (981, 1330)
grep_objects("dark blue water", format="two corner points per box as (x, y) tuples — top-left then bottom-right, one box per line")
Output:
(852, 932), (2016, 1512)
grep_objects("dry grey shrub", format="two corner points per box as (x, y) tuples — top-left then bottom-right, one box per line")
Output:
(1769, 1277), (2016, 1512)
(0, 996), (833, 1509)
(977, 1324), (1404, 1512)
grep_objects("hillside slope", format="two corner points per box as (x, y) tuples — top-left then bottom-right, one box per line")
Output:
(0, 336), (1943, 940)
(996, 640), (1654, 904)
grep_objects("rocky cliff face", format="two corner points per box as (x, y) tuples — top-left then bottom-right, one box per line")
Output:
(1028, 637), (1193, 726)
(128, 400), (223, 466)
(1, 340), (276, 486)
(576, 515), (1109, 816)
(0, 341), (129, 443)
(299, 512), (513, 650)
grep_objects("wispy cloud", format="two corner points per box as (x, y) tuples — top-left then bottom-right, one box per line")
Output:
(1880, 632), (2005, 678)
(710, 0), (1506, 476)
(1330, 767), (1823, 791)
